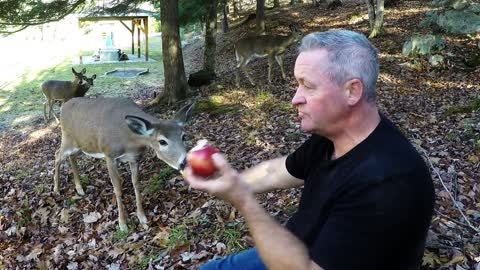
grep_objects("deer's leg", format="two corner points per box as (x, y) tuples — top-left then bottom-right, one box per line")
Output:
(267, 56), (274, 84)
(69, 155), (85, 196)
(129, 161), (147, 224)
(275, 55), (287, 80)
(235, 53), (242, 88)
(106, 158), (128, 232)
(43, 100), (49, 123)
(51, 101), (60, 124)
(54, 137), (73, 194)
(239, 58), (255, 86)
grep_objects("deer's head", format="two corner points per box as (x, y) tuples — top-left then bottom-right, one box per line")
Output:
(124, 99), (196, 170)
(288, 24), (303, 44)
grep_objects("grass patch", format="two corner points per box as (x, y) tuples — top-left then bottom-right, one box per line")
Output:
(167, 224), (189, 250)
(195, 97), (241, 116)
(17, 201), (33, 227)
(223, 227), (245, 253)
(254, 90), (291, 112)
(145, 167), (176, 194)
(443, 98), (480, 116)
(137, 253), (162, 270)
(113, 226), (129, 242)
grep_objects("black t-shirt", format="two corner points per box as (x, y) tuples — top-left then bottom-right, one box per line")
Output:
(285, 115), (435, 270)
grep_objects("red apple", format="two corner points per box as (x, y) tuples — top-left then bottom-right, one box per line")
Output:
(187, 141), (219, 177)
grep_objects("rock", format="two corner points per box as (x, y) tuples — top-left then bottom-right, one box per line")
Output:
(421, 10), (480, 34)
(402, 35), (445, 56)
(429, 54), (446, 69)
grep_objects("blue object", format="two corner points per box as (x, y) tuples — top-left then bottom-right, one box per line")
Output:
(199, 248), (267, 270)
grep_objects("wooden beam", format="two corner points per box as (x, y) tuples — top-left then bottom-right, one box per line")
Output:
(144, 17), (149, 61)
(137, 19), (141, 58)
(119, 20), (133, 33)
(131, 20), (135, 54)
(78, 16), (148, 22)
(132, 19), (145, 33)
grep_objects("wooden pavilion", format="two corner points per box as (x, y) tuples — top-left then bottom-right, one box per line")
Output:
(77, 11), (154, 64)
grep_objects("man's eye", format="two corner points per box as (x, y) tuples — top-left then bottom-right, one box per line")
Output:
(159, 140), (168, 146)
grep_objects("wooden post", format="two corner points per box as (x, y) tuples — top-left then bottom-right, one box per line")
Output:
(78, 19), (83, 64)
(131, 19), (135, 54)
(144, 17), (149, 61)
(137, 19), (141, 58)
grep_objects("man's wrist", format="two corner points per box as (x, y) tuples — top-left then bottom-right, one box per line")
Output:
(232, 192), (257, 213)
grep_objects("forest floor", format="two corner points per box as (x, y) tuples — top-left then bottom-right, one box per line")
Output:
(1, 0), (479, 269)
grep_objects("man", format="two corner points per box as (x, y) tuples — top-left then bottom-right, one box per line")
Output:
(184, 30), (435, 270)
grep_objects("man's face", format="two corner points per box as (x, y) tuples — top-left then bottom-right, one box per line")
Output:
(292, 49), (349, 136)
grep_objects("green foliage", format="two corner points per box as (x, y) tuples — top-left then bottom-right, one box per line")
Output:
(195, 98), (241, 115)
(223, 227), (245, 253)
(137, 253), (161, 269)
(0, 0), (86, 34)
(113, 226), (129, 242)
(18, 200), (32, 227)
(168, 224), (189, 250)
(145, 167), (176, 194)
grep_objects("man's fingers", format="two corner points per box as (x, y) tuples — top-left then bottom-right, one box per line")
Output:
(211, 153), (233, 174)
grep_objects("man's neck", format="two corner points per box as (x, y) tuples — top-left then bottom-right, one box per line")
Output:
(329, 104), (380, 159)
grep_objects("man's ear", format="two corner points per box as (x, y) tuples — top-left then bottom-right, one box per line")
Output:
(344, 79), (363, 105)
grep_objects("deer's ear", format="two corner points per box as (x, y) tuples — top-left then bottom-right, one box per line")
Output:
(92, 74), (97, 80)
(125, 115), (154, 136)
(173, 98), (197, 126)
(81, 68), (86, 74)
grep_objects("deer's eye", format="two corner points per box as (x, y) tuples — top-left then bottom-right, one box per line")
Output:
(159, 140), (168, 146)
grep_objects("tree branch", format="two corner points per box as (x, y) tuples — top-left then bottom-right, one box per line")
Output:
(420, 148), (480, 234)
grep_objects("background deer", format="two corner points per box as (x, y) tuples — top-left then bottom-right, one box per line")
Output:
(54, 97), (195, 231)
(41, 68), (96, 123)
(234, 24), (303, 87)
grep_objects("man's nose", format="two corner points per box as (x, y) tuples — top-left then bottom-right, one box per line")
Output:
(291, 91), (306, 106)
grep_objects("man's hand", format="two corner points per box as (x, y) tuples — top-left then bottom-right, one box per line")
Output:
(184, 153), (254, 208)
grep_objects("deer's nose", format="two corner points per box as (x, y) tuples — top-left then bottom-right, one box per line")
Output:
(179, 158), (187, 170)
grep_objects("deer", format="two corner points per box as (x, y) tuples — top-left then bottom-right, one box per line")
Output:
(234, 24), (303, 87)
(41, 68), (96, 123)
(53, 96), (195, 232)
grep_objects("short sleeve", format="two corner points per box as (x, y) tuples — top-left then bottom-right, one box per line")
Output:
(286, 135), (330, 180)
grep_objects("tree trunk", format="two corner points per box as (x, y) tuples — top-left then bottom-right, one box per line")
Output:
(204, 0), (218, 74)
(151, 0), (188, 105)
(256, 0), (265, 34)
(368, 0), (384, 38)
(222, 0), (229, 33)
(365, 0), (376, 30)
(274, 0), (280, 8)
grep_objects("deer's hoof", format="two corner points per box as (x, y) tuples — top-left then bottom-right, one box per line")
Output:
(119, 223), (128, 233)
(76, 188), (85, 196)
(138, 214), (147, 224)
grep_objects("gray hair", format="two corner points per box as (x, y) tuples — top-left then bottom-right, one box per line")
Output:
(298, 30), (379, 102)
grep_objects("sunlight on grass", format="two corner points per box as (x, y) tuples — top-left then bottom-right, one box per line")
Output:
(0, 34), (165, 132)
(28, 126), (56, 141)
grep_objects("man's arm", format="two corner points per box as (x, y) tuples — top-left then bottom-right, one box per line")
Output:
(184, 154), (322, 270)
(238, 192), (323, 270)
(241, 156), (304, 193)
